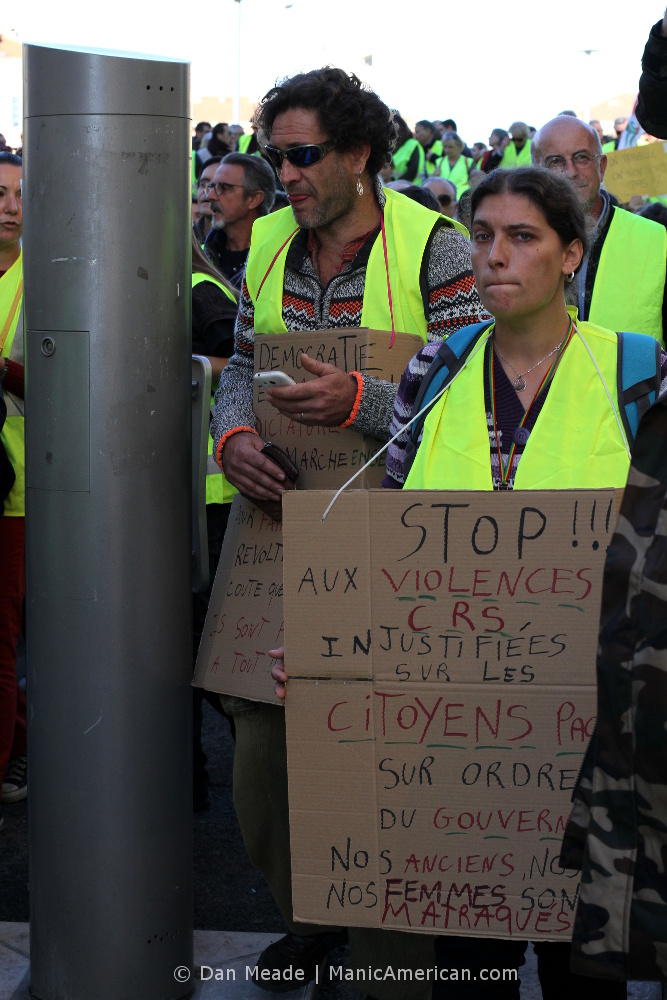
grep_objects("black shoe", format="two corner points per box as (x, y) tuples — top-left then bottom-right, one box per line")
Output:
(2, 755), (27, 803)
(252, 929), (348, 993)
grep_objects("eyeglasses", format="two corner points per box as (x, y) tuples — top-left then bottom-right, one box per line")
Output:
(438, 195), (454, 205)
(201, 181), (245, 196)
(263, 140), (335, 171)
(543, 151), (601, 172)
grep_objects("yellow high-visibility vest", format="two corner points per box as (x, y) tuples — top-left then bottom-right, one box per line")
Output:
(192, 272), (238, 504)
(245, 187), (468, 343)
(436, 155), (474, 199)
(392, 138), (425, 182)
(588, 207), (666, 344)
(0, 252), (24, 517)
(499, 141), (532, 169)
(405, 318), (632, 491)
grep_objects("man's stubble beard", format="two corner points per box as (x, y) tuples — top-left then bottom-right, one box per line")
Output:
(291, 169), (358, 232)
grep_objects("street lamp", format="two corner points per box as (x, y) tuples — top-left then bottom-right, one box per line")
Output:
(578, 48), (599, 125)
(233, 0), (241, 125)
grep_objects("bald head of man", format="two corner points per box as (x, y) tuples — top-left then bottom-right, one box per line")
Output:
(424, 177), (458, 218)
(531, 116), (607, 220)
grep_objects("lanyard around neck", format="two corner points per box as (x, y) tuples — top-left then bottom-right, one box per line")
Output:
(490, 317), (575, 488)
(0, 277), (23, 356)
(255, 212), (397, 348)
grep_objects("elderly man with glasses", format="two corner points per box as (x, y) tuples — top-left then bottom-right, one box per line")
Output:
(532, 115), (667, 344)
(201, 152), (276, 290)
(210, 67), (483, 1000)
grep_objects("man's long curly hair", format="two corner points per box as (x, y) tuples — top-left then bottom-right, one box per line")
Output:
(253, 67), (398, 178)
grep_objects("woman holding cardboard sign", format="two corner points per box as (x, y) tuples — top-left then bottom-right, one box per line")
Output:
(274, 168), (667, 999)
(387, 169), (667, 997)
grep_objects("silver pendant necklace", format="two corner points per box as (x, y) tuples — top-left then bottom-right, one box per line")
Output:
(494, 339), (563, 392)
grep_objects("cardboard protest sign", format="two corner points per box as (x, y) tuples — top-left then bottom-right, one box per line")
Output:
(604, 141), (667, 201)
(193, 494), (285, 702)
(253, 328), (423, 490)
(194, 327), (422, 702)
(282, 488), (619, 939)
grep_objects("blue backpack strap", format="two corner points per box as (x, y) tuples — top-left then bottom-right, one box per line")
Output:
(403, 320), (493, 477)
(616, 331), (661, 447)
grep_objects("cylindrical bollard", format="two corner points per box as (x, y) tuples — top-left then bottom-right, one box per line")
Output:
(23, 43), (194, 1000)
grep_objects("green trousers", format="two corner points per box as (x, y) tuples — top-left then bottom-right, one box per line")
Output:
(221, 697), (435, 1000)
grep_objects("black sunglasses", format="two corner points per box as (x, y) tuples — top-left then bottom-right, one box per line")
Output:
(263, 140), (335, 171)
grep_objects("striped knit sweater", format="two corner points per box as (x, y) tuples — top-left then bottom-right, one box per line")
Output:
(212, 187), (483, 458)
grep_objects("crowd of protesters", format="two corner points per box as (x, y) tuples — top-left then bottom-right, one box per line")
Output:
(2, 11), (667, 1000)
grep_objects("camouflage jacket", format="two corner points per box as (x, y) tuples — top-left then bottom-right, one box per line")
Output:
(560, 394), (667, 981)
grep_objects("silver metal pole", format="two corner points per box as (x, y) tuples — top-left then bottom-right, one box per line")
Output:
(23, 43), (194, 1000)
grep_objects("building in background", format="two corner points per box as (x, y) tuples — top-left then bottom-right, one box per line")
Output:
(0, 31), (22, 150)
(191, 95), (257, 134)
(590, 93), (636, 137)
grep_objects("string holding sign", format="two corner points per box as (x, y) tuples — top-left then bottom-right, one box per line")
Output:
(321, 327), (494, 522)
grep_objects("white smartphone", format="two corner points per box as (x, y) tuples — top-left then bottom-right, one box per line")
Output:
(253, 371), (296, 388)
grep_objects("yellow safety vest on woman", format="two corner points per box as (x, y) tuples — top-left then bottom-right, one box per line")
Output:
(192, 272), (238, 504)
(405, 316), (632, 491)
(588, 207), (667, 344)
(0, 252), (24, 516)
(436, 154), (474, 199)
(245, 187), (467, 343)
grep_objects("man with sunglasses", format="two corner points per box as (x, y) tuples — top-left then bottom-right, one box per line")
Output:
(498, 121), (532, 169)
(532, 116), (667, 344)
(423, 177), (458, 220)
(211, 68), (483, 1000)
(202, 152), (276, 290)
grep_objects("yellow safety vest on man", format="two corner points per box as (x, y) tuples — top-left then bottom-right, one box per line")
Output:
(405, 317), (632, 491)
(191, 149), (199, 197)
(0, 252), (24, 516)
(499, 140), (532, 169)
(422, 139), (443, 181)
(588, 207), (667, 344)
(238, 134), (261, 157)
(192, 272), (238, 505)
(392, 138), (425, 182)
(246, 187), (466, 343)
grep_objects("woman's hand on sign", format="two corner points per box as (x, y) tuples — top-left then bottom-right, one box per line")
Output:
(270, 647), (287, 701)
(266, 354), (358, 427)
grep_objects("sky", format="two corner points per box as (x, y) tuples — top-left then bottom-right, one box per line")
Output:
(7, 0), (664, 140)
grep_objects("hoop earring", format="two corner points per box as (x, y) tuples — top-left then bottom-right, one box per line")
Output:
(565, 271), (575, 283)
(357, 171), (364, 196)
